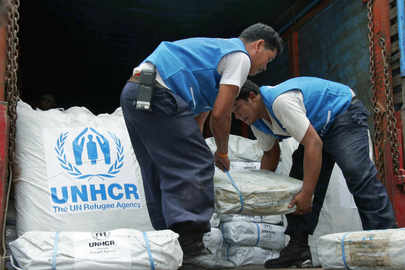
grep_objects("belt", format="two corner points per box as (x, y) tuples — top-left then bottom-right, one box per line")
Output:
(128, 74), (166, 89)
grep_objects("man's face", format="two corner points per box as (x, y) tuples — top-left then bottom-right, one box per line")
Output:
(249, 42), (277, 76)
(233, 98), (257, 125)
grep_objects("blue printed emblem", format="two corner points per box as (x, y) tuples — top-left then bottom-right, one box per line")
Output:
(55, 128), (124, 180)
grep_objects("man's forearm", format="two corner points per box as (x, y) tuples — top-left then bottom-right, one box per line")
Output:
(260, 143), (280, 171)
(210, 112), (231, 154)
(302, 141), (322, 195)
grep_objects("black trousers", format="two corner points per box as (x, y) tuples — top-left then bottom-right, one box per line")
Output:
(120, 81), (214, 234)
(285, 101), (397, 235)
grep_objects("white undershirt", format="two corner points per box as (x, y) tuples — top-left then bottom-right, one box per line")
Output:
(252, 90), (310, 151)
(133, 52), (251, 93)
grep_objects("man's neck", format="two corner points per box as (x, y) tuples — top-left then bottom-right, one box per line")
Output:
(258, 96), (272, 124)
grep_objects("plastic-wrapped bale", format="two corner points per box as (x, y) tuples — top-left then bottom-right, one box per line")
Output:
(220, 214), (283, 225)
(221, 221), (285, 250)
(318, 229), (405, 270)
(224, 245), (279, 267)
(214, 169), (302, 215)
(189, 228), (234, 269)
(10, 229), (182, 270)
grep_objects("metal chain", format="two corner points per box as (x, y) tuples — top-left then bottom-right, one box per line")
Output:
(379, 35), (401, 176)
(5, 0), (20, 177)
(367, 0), (386, 182)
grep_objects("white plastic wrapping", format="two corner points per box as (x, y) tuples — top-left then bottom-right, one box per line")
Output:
(318, 229), (405, 270)
(224, 245), (279, 267)
(10, 229), (182, 270)
(189, 228), (234, 269)
(219, 214), (283, 225)
(15, 101), (153, 236)
(221, 221), (285, 250)
(214, 168), (302, 215)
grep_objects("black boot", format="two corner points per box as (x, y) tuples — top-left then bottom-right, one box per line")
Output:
(265, 232), (311, 268)
(171, 222), (207, 259)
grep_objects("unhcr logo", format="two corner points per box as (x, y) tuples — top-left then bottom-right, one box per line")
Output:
(89, 231), (115, 248)
(55, 127), (124, 180)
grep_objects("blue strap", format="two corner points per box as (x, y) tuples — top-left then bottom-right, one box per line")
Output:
(341, 232), (351, 270)
(225, 171), (244, 213)
(254, 223), (261, 246)
(143, 232), (156, 270)
(52, 232), (60, 270)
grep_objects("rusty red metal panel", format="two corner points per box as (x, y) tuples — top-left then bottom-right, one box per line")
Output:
(0, 26), (6, 102)
(0, 102), (8, 236)
(392, 112), (405, 226)
(370, 0), (405, 227)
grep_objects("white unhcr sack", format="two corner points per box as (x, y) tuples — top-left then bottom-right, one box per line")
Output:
(15, 101), (153, 236)
(214, 169), (302, 215)
(221, 221), (285, 250)
(318, 229), (405, 270)
(10, 229), (182, 270)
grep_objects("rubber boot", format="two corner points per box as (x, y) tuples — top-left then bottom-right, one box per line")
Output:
(265, 232), (312, 268)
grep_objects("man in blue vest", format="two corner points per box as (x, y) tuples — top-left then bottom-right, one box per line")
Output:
(120, 23), (283, 258)
(233, 78), (397, 268)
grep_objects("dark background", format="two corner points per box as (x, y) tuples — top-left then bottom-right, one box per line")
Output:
(18, 0), (314, 114)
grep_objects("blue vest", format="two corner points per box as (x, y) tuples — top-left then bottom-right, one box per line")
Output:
(252, 77), (353, 139)
(144, 38), (249, 114)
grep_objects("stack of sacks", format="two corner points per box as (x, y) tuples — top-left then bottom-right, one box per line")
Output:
(190, 214), (284, 269)
(318, 229), (405, 270)
(220, 214), (284, 267)
(205, 135), (364, 268)
(10, 229), (183, 270)
(11, 101), (185, 268)
(190, 136), (290, 268)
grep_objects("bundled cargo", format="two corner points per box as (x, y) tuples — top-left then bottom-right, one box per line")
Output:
(224, 245), (279, 267)
(221, 221), (285, 250)
(189, 228), (234, 269)
(10, 229), (182, 270)
(318, 229), (405, 270)
(214, 169), (302, 215)
(219, 214), (283, 225)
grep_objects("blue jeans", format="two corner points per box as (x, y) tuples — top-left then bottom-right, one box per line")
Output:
(120, 81), (214, 233)
(285, 100), (397, 235)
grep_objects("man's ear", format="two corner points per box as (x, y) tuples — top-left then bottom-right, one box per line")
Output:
(248, 91), (257, 100)
(256, 39), (265, 50)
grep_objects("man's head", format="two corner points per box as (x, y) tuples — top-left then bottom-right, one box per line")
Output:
(239, 23), (283, 76)
(233, 80), (262, 125)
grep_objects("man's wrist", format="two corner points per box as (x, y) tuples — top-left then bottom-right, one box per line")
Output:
(217, 152), (228, 159)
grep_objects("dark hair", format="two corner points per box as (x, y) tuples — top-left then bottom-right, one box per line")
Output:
(238, 80), (260, 100)
(239, 23), (283, 55)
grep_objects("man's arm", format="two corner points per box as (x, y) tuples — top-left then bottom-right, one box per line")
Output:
(210, 84), (239, 171)
(289, 124), (323, 214)
(260, 141), (280, 171)
(194, 111), (210, 133)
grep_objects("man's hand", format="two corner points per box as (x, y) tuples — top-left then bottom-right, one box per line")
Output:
(214, 151), (230, 172)
(288, 190), (313, 215)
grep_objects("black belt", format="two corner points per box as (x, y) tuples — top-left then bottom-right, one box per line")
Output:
(128, 74), (166, 89)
